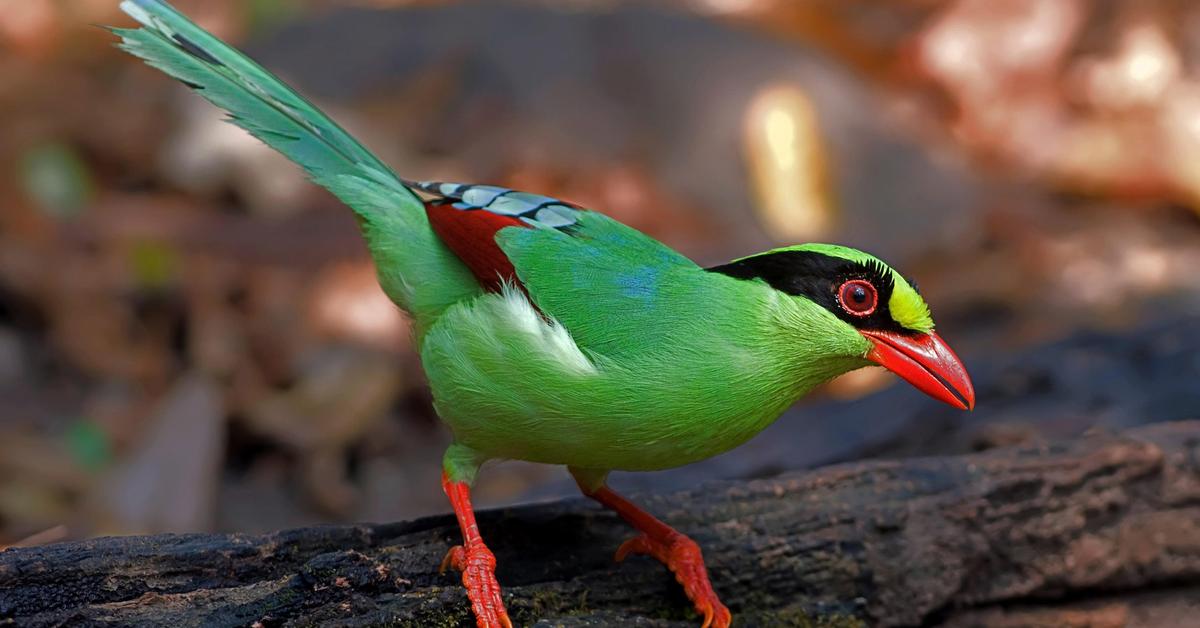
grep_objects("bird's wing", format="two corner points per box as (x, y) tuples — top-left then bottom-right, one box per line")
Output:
(409, 180), (705, 359)
(113, 0), (480, 329)
(408, 180), (585, 229)
(409, 180), (584, 294)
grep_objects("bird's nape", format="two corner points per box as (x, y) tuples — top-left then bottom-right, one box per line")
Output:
(860, 330), (975, 410)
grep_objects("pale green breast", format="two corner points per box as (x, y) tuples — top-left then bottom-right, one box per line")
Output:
(417, 286), (792, 468)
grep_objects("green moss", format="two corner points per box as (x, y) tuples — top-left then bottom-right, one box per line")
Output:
(526, 588), (565, 616)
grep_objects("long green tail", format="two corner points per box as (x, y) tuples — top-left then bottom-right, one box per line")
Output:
(113, 0), (479, 328)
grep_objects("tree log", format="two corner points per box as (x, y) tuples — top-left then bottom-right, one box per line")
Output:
(3, 422), (1199, 627)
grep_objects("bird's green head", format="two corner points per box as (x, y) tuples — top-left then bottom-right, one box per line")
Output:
(709, 243), (974, 410)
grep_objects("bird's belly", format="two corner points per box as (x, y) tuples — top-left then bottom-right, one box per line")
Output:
(431, 380), (791, 472)
(419, 289), (804, 471)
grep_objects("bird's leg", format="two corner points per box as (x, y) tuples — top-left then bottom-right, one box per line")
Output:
(572, 471), (731, 628)
(440, 471), (512, 628)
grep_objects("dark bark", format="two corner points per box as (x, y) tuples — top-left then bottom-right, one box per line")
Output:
(3, 422), (1199, 627)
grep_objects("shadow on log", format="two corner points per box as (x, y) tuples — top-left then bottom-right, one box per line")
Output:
(3, 422), (1200, 627)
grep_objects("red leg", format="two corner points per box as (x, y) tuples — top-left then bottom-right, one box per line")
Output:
(440, 472), (512, 628)
(578, 482), (732, 628)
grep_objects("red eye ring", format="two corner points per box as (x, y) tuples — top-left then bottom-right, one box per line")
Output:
(837, 280), (877, 316)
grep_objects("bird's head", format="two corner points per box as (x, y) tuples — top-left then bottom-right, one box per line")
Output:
(709, 243), (974, 410)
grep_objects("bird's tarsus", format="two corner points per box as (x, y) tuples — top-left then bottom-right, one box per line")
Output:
(441, 472), (512, 628)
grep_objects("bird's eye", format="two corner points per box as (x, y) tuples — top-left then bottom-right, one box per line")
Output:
(837, 280), (877, 316)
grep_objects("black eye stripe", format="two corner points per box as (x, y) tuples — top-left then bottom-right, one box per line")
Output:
(707, 250), (913, 334)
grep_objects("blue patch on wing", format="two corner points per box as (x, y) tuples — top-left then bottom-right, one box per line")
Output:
(406, 179), (582, 231)
(615, 266), (661, 302)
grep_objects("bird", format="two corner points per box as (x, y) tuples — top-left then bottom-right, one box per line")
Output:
(111, 2), (975, 626)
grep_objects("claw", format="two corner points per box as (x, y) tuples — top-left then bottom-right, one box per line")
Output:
(439, 545), (463, 574)
(615, 535), (650, 563)
(574, 481), (733, 628)
(614, 532), (731, 628)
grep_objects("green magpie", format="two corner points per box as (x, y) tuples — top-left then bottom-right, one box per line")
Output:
(110, 2), (975, 626)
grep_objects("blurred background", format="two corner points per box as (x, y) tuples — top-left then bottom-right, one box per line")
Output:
(1, 0), (1199, 547)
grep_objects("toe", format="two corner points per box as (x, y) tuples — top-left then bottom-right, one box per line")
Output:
(463, 567), (509, 628)
(615, 534), (654, 562)
(441, 543), (512, 628)
(714, 603), (732, 628)
(613, 533), (733, 627)
(440, 545), (466, 574)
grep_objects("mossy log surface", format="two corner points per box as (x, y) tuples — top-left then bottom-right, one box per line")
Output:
(2, 422), (1199, 627)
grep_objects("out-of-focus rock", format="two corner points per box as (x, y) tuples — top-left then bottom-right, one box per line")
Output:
(240, 347), (401, 451)
(238, 346), (403, 515)
(96, 374), (225, 535)
(0, 328), (23, 383)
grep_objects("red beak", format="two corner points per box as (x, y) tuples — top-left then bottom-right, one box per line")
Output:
(860, 330), (975, 410)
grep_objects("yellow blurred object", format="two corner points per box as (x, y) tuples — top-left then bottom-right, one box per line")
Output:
(1163, 83), (1200, 212)
(695, 0), (769, 15)
(743, 85), (836, 242)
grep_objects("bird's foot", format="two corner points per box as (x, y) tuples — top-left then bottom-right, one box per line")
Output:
(616, 532), (731, 628)
(440, 542), (512, 628)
